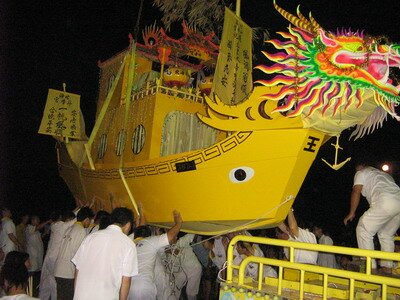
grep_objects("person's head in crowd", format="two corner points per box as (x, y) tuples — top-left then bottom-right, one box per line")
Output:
(275, 227), (290, 240)
(0, 264), (30, 296)
(110, 207), (135, 235)
(312, 225), (324, 239)
(19, 214), (29, 225)
(1, 207), (12, 219)
(201, 237), (215, 251)
(236, 241), (254, 256)
(50, 210), (61, 222)
(2, 251), (31, 274)
(134, 225), (152, 239)
(354, 159), (368, 172)
(339, 254), (353, 269)
(62, 210), (76, 222)
(154, 227), (167, 236)
(395, 240), (400, 253)
(76, 207), (95, 228)
(94, 210), (111, 230)
(30, 215), (40, 227)
(226, 231), (242, 240)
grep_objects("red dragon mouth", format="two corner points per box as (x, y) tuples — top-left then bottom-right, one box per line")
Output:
(334, 48), (400, 89)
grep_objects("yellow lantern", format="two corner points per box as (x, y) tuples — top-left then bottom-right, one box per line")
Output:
(163, 66), (189, 88)
(199, 75), (213, 95)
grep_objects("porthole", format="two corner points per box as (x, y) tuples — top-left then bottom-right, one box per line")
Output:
(97, 134), (107, 159)
(115, 130), (126, 156)
(132, 125), (146, 154)
(229, 166), (255, 183)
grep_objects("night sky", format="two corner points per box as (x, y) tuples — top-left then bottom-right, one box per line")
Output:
(2, 0), (400, 241)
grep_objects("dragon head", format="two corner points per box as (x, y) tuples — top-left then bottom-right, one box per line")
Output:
(317, 29), (400, 99)
(254, 1), (400, 137)
(198, 1), (400, 138)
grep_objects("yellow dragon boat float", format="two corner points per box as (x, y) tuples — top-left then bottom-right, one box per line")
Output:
(39, 1), (400, 235)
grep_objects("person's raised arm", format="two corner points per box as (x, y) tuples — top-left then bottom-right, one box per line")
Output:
(35, 220), (52, 231)
(344, 184), (362, 225)
(287, 209), (299, 238)
(135, 202), (146, 227)
(109, 193), (116, 210)
(167, 210), (183, 244)
(119, 276), (131, 300)
(8, 233), (21, 250)
(278, 222), (289, 235)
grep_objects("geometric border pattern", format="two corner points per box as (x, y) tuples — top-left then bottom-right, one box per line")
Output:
(80, 131), (252, 179)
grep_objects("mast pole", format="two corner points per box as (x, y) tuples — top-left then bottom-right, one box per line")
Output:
(134, 0), (144, 39)
(236, 0), (241, 17)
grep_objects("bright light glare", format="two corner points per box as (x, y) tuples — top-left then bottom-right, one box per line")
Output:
(382, 164), (389, 172)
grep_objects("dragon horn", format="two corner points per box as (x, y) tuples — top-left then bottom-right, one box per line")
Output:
(296, 5), (308, 23)
(273, 0), (312, 33)
(309, 12), (322, 33)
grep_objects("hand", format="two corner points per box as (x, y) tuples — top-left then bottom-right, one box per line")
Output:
(343, 213), (355, 225)
(138, 202), (143, 214)
(222, 236), (229, 249)
(173, 210), (182, 225)
(89, 198), (95, 208)
(76, 197), (83, 208)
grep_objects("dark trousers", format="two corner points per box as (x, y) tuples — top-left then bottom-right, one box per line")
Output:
(55, 277), (74, 300)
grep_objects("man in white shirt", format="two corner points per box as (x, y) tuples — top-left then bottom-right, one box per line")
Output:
(39, 210), (76, 300)
(312, 225), (338, 268)
(72, 207), (138, 300)
(277, 209), (318, 264)
(234, 240), (277, 280)
(54, 207), (94, 300)
(344, 163), (400, 273)
(129, 210), (182, 300)
(156, 233), (203, 300)
(0, 208), (21, 262)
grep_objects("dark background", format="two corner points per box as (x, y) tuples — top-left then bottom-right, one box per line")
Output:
(1, 0), (400, 242)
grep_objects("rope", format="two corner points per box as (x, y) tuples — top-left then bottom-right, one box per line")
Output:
(152, 195), (294, 295)
(190, 194), (294, 248)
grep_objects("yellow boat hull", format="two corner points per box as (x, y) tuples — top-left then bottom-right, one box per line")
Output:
(59, 127), (324, 235)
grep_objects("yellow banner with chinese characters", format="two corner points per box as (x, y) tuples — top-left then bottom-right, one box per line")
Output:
(212, 7), (252, 105)
(38, 89), (81, 138)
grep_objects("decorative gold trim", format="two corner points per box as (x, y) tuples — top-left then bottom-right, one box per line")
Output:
(80, 131), (251, 179)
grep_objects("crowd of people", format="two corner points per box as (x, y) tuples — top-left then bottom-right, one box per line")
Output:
(0, 162), (398, 299)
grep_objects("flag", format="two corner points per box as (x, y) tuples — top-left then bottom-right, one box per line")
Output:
(38, 89), (81, 138)
(212, 7), (253, 105)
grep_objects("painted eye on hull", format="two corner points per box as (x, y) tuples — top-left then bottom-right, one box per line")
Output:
(229, 167), (255, 183)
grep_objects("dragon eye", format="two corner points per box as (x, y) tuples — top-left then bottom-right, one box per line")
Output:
(229, 167), (255, 183)
(165, 69), (172, 76)
(357, 46), (363, 51)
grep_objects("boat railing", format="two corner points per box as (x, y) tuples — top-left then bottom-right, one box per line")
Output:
(224, 235), (400, 299)
(131, 81), (204, 104)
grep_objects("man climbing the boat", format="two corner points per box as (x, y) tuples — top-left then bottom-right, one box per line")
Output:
(344, 162), (400, 274)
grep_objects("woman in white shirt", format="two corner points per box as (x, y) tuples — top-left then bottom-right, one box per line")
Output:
(25, 216), (48, 272)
